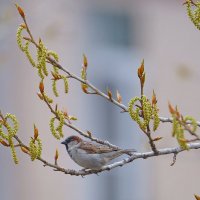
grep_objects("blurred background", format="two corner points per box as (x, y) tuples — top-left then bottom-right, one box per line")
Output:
(1, 0), (200, 199)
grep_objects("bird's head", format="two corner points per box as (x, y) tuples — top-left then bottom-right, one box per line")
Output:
(61, 135), (82, 150)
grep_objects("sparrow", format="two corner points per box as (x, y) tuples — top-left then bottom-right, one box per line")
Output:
(61, 135), (136, 170)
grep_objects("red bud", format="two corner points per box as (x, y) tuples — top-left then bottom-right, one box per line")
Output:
(116, 90), (122, 103)
(15, 4), (25, 18)
(34, 124), (39, 140)
(39, 81), (44, 93)
(0, 140), (9, 147)
(168, 102), (175, 115)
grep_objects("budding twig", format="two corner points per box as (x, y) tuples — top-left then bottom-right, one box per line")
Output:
(12, 134), (200, 176)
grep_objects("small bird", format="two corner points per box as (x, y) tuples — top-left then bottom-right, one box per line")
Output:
(61, 135), (136, 170)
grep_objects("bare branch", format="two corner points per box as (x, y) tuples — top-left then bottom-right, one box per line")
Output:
(13, 134), (200, 176)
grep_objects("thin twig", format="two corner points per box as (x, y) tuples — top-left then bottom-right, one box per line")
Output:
(146, 130), (158, 154)
(41, 92), (122, 150)
(180, 119), (200, 140)
(170, 152), (178, 166)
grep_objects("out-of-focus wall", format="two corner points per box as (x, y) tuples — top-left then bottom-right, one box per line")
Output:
(0, 0), (200, 200)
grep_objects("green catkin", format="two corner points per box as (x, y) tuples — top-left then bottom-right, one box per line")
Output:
(172, 118), (179, 137)
(6, 114), (19, 161)
(0, 113), (19, 164)
(184, 116), (198, 132)
(42, 62), (48, 76)
(62, 76), (69, 94)
(176, 126), (188, 150)
(37, 67), (45, 79)
(56, 111), (64, 138)
(29, 139), (37, 161)
(0, 123), (9, 140)
(44, 93), (53, 103)
(49, 111), (65, 140)
(5, 113), (19, 136)
(51, 65), (60, 97)
(50, 117), (61, 139)
(37, 138), (42, 158)
(129, 96), (160, 132)
(51, 75), (69, 97)
(153, 105), (160, 131)
(16, 25), (26, 51)
(37, 40), (48, 79)
(186, 0), (200, 30)
(24, 41), (36, 67)
(29, 137), (42, 161)
(128, 97), (141, 121)
(172, 116), (188, 150)
(9, 136), (18, 164)
(52, 80), (59, 97)
(128, 97), (147, 131)
(40, 42), (48, 76)
(53, 66), (59, 74)
(141, 95), (152, 125)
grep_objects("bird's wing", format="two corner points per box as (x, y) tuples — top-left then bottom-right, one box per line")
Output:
(80, 141), (118, 154)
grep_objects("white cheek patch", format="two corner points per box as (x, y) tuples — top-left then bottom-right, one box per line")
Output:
(67, 142), (80, 151)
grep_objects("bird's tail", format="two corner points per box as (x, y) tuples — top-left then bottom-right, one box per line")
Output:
(107, 148), (136, 161)
(122, 148), (137, 156)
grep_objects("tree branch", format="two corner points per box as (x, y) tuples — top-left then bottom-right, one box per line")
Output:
(13, 134), (200, 176)
(47, 57), (200, 128)
(12, 4), (200, 177)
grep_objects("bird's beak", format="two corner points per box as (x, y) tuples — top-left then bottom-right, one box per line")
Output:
(61, 141), (65, 145)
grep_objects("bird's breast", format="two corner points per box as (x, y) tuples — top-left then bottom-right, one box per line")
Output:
(68, 148), (107, 169)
